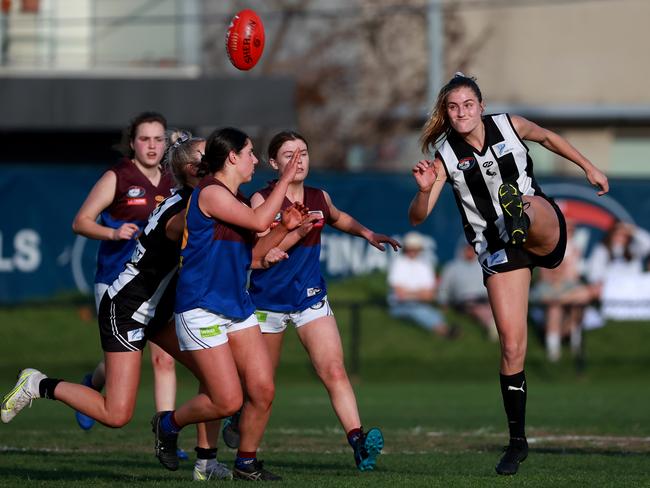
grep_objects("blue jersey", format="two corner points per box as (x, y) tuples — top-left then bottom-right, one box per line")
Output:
(95, 158), (173, 285)
(175, 177), (255, 320)
(249, 183), (330, 312)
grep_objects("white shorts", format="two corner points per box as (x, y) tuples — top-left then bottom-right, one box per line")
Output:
(94, 283), (109, 313)
(256, 297), (333, 334)
(175, 308), (259, 351)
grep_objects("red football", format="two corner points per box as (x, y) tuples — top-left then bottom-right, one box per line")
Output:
(225, 9), (265, 71)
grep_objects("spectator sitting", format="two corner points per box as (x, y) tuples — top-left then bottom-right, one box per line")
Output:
(586, 220), (650, 321)
(587, 220), (650, 290)
(437, 243), (498, 341)
(387, 231), (457, 339)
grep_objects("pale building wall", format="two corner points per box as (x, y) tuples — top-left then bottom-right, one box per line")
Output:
(94, 0), (177, 68)
(438, 0), (650, 176)
(452, 0), (650, 105)
(4, 0), (92, 69)
(1, 0), (198, 71)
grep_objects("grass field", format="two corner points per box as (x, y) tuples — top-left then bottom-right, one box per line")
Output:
(1, 274), (649, 487)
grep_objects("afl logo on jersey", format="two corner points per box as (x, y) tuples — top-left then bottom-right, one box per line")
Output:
(155, 195), (165, 203)
(457, 157), (476, 171)
(127, 186), (146, 198)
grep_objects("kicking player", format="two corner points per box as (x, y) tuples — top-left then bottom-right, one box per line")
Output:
(408, 73), (608, 475)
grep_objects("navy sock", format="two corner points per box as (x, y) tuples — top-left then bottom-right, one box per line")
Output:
(500, 371), (527, 439)
(161, 411), (181, 434)
(235, 450), (257, 469)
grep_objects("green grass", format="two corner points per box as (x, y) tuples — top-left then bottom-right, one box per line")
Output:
(1, 273), (649, 487)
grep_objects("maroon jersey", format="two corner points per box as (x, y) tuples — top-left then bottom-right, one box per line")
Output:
(95, 158), (174, 285)
(249, 181), (330, 311)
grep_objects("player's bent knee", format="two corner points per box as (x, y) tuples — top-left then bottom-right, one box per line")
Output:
(247, 381), (275, 409)
(103, 410), (134, 428)
(213, 391), (243, 417)
(151, 352), (176, 371)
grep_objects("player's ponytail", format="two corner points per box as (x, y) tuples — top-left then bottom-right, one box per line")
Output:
(165, 129), (206, 187)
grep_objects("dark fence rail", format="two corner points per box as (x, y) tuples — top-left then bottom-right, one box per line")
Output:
(334, 299), (650, 378)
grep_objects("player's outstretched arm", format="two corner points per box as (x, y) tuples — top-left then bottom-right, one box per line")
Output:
(326, 192), (401, 252)
(511, 115), (609, 196)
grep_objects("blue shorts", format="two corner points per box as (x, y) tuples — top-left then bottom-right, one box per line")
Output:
(389, 302), (445, 331)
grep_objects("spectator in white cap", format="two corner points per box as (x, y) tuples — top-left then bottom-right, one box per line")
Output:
(387, 231), (457, 338)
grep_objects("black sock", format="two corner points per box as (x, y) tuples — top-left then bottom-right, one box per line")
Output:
(38, 378), (63, 400)
(499, 371), (527, 440)
(195, 447), (217, 460)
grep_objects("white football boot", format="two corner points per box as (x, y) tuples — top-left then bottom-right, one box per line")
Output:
(193, 458), (234, 481)
(1, 368), (47, 423)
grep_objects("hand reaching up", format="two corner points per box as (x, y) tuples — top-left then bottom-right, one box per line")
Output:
(278, 148), (302, 185)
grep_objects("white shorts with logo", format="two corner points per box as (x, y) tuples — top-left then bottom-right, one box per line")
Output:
(256, 296), (334, 334)
(175, 308), (259, 351)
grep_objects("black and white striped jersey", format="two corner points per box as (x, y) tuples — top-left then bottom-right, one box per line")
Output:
(105, 186), (192, 326)
(437, 113), (546, 264)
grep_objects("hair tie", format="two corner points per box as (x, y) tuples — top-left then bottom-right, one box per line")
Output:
(170, 131), (190, 149)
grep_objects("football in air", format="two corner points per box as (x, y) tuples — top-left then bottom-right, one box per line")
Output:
(225, 9), (265, 71)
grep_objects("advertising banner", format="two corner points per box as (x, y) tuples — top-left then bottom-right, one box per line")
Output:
(0, 165), (647, 303)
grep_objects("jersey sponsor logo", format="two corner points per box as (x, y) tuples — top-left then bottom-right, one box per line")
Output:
(307, 287), (321, 297)
(126, 198), (147, 206)
(483, 161), (497, 176)
(492, 142), (516, 157)
(309, 210), (325, 228)
(486, 249), (508, 267)
(127, 328), (145, 342)
(127, 186), (146, 198)
(457, 157), (476, 171)
(199, 325), (222, 338)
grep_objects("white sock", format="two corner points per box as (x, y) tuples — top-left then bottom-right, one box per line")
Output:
(546, 332), (561, 362)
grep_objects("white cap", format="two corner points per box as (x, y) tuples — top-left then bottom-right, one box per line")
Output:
(403, 231), (425, 250)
